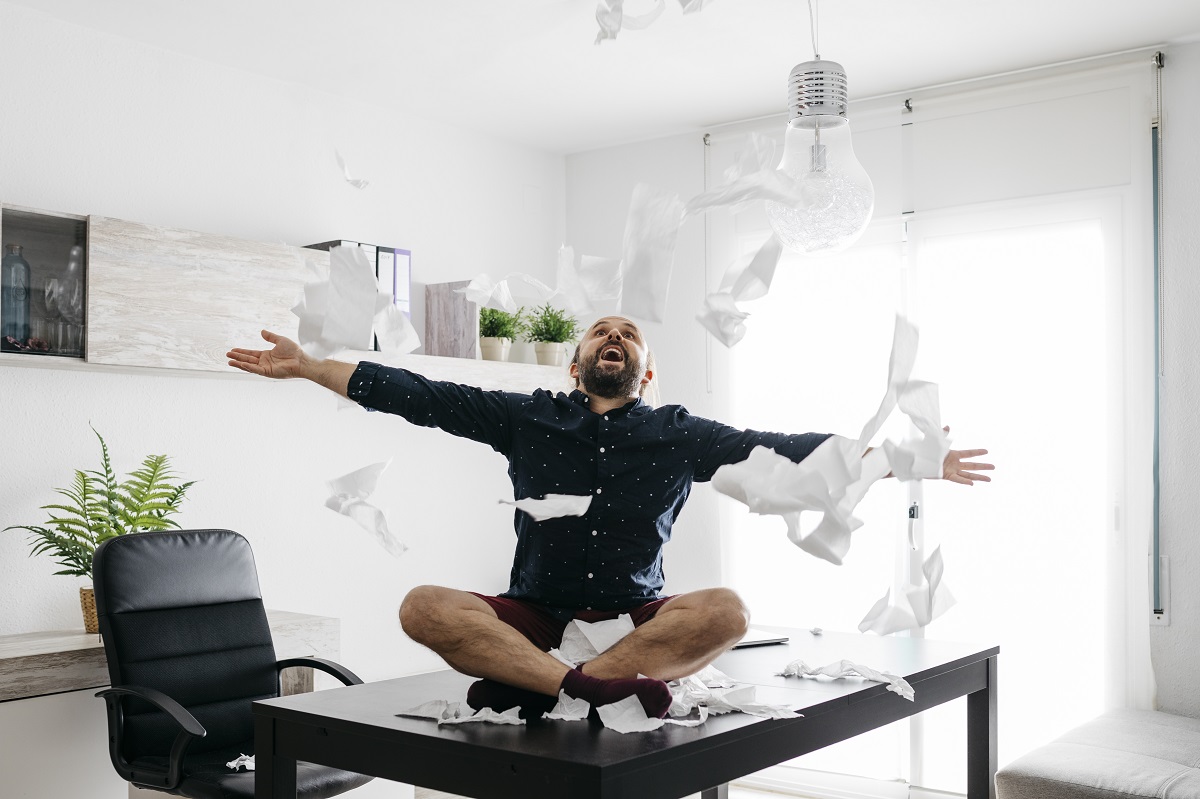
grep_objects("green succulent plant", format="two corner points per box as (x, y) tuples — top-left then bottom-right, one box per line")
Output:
(523, 304), (579, 344)
(479, 306), (524, 339)
(4, 426), (195, 579)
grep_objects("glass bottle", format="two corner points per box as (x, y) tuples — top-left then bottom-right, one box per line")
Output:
(1, 244), (32, 344)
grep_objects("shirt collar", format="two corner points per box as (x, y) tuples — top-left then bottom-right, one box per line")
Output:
(569, 390), (644, 416)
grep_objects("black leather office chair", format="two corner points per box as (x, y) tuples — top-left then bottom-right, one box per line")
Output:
(92, 528), (373, 798)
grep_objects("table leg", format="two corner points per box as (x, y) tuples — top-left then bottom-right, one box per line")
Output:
(701, 784), (729, 799)
(966, 654), (998, 799)
(254, 714), (297, 799)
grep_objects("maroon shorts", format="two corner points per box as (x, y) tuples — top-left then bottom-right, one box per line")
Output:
(469, 593), (676, 652)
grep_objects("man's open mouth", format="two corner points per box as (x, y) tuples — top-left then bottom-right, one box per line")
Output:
(600, 344), (625, 363)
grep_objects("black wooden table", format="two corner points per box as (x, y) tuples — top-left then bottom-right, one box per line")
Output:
(253, 629), (998, 799)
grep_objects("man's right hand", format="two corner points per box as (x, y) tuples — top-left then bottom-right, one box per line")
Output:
(227, 330), (310, 379)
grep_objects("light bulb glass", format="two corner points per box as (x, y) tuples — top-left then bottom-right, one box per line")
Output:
(766, 116), (875, 255)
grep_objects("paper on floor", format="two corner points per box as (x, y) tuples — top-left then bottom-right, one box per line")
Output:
(226, 753), (254, 772)
(779, 658), (915, 702)
(499, 494), (593, 522)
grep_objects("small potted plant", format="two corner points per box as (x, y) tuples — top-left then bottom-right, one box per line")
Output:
(523, 303), (579, 367)
(478, 306), (523, 362)
(4, 427), (194, 633)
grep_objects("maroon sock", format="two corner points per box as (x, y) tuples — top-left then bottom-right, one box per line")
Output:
(559, 668), (673, 719)
(465, 679), (558, 720)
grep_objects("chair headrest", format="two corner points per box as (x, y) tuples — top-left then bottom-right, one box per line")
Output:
(93, 529), (263, 615)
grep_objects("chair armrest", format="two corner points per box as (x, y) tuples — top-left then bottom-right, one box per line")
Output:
(277, 656), (364, 686)
(95, 685), (206, 791)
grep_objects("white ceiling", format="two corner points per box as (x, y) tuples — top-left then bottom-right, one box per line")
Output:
(11, 0), (1200, 154)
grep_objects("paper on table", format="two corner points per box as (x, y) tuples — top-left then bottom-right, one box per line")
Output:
(226, 753), (254, 772)
(859, 545), (956, 634)
(543, 690), (590, 721)
(596, 694), (665, 733)
(397, 700), (526, 726)
(618, 184), (685, 322)
(499, 494), (593, 523)
(325, 461), (407, 557)
(779, 658), (915, 701)
(557, 613), (635, 664)
(334, 150), (370, 190)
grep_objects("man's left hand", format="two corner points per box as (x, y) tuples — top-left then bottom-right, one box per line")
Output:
(941, 427), (993, 485)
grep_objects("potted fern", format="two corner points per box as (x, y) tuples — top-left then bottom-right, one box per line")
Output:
(523, 303), (579, 367)
(478, 306), (523, 362)
(4, 427), (194, 633)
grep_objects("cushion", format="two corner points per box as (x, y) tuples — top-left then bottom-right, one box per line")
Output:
(996, 709), (1200, 798)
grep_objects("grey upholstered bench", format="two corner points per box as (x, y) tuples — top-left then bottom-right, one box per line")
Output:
(996, 708), (1200, 798)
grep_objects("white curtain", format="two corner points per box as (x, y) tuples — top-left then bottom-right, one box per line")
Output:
(706, 54), (1156, 795)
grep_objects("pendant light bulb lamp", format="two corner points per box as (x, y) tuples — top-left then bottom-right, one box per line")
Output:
(766, 55), (876, 255)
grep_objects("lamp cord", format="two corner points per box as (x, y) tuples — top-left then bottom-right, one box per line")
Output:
(807, 0), (819, 59)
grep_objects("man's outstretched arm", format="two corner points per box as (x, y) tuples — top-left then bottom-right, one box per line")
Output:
(226, 330), (355, 398)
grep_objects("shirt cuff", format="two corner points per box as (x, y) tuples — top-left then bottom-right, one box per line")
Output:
(347, 361), (383, 403)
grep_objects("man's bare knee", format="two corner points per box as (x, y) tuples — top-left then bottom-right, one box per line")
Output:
(703, 588), (751, 644)
(399, 585), (492, 647)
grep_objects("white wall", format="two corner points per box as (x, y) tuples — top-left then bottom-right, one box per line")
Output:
(0, 3), (564, 795)
(1151, 40), (1200, 718)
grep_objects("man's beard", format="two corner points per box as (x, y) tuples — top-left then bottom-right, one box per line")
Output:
(580, 348), (643, 399)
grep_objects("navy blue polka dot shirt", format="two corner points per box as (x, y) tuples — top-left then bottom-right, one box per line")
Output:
(348, 362), (831, 616)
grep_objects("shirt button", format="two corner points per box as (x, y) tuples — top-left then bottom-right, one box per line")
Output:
(592, 530), (598, 536)
(595, 487), (603, 494)
(604, 415), (609, 420)
(600, 447), (606, 453)
(587, 573), (594, 578)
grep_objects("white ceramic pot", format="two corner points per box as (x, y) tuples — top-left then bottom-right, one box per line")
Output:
(479, 337), (512, 362)
(534, 341), (565, 367)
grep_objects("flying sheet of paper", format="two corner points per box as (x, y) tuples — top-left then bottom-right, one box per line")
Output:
(711, 316), (950, 565)
(499, 494), (593, 523)
(334, 149), (370, 190)
(544, 690), (591, 721)
(679, 0), (718, 12)
(859, 545), (956, 634)
(618, 184), (685, 323)
(779, 659), (915, 702)
(325, 460), (407, 557)
(594, 0), (622, 43)
(374, 302), (421, 357)
(457, 272), (558, 314)
(696, 292), (750, 348)
(293, 245), (389, 358)
(226, 754), (255, 772)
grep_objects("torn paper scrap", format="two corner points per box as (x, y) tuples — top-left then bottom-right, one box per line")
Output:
(226, 754), (255, 772)
(810, 627), (823, 635)
(334, 150), (370, 190)
(720, 234), (783, 303)
(544, 691), (591, 721)
(558, 614), (635, 664)
(618, 184), (685, 323)
(397, 700), (526, 726)
(779, 659), (915, 702)
(594, 0), (622, 43)
(859, 546), (956, 634)
(499, 494), (593, 522)
(596, 694), (665, 733)
(325, 461), (407, 557)
(679, 0), (718, 12)
(696, 292), (749, 348)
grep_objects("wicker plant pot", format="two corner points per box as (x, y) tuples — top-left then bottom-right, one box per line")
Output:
(80, 586), (99, 633)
